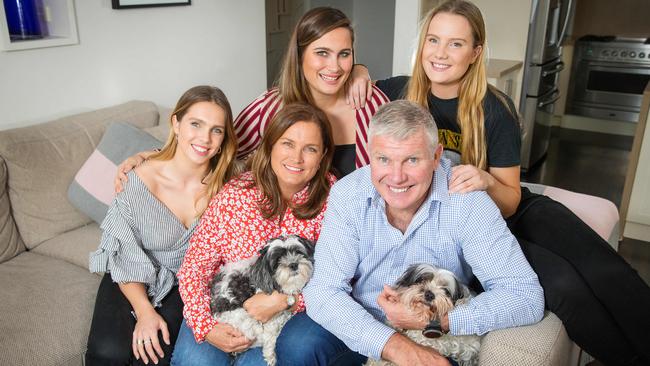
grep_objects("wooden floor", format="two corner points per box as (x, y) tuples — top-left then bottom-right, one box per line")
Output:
(522, 127), (650, 285)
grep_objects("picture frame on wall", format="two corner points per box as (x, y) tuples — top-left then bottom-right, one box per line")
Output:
(112, 0), (191, 9)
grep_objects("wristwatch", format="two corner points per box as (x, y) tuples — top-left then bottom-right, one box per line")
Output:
(286, 294), (296, 309)
(422, 319), (444, 339)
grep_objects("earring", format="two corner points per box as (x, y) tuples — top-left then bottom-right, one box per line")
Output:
(216, 146), (221, 154)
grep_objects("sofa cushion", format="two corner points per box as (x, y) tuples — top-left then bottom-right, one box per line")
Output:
(31, 223), (102, 270)
(0, 252), (101, 366)
(479, 311), (577, 366)
(68, 122), (162, 224)
(0, 158), (25, 264)
(0, 101), (159, 249)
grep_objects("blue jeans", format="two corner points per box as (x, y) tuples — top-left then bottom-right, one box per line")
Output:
(170, 320), (265, 366)
(276, 312), (367, 366)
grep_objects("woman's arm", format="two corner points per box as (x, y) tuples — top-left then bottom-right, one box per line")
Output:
(449, 165), (521, 218)
(114, 150), (157, 193)
(346, 64), (374, 109)
(118, 282), (169, 365)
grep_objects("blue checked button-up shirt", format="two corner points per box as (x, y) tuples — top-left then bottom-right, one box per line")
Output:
(303, 158), (544, 359)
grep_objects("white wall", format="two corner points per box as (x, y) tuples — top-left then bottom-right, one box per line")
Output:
(392, 0), (419, 76)
(352, 0), (395, 80)
(0, 0), (266, 130)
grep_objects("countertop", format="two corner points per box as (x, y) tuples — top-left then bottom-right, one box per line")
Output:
(486, 59), (523, 79)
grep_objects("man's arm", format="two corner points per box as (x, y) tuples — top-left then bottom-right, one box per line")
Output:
(303, 191), (395, 360)
(447, 191), (545, 336)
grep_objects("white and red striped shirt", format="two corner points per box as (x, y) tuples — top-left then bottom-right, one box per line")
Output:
(234, 86), (390, 168)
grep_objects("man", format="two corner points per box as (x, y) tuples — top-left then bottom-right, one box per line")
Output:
(297, 100), (544, 366)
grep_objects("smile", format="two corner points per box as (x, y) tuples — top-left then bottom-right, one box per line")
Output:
(389, 185), (410, 193)
(284, 164), (304, 173)
(319, 73), (340, 82)
(191, 144), (209, 156)
(431, 62), (451, 70)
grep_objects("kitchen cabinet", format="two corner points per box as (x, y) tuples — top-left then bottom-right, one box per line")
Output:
(0, 0), (78, 51)
(621, 82), (650, 241)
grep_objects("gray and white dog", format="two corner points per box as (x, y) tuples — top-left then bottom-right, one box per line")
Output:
(366, 263), (482, 366)
(209, 235), (315, 366)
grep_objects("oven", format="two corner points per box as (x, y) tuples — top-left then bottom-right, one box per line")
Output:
(567, 37), (650, 122)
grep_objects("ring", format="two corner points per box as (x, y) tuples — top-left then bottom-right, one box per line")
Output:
(143, 339), (151, 345)
(136, 339), (144, 345)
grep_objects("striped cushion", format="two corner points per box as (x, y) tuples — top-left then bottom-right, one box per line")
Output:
(67, 122), (162, 224)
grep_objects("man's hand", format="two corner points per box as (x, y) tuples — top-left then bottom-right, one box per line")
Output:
(377, 285), (428, 330)
(381, 333), (451, 366)
(205, 323), (254, 353)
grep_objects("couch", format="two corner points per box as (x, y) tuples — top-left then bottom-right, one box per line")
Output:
(0, 101), (620, 365)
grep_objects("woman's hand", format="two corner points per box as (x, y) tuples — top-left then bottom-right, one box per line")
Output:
(131, 308), (170, 365)
(345, 64), (373, 110)
(205, 322), (254, 353)
(114, 150), (157, 193)
(448, 164), (495, 194)
(243, 291), (288, 323)
(377, 285), (428, 330)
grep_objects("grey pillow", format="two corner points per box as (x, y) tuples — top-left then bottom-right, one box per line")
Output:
(67, 122), (162, 224)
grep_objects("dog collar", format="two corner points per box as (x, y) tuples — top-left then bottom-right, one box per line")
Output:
(422, 319), (444, 339)
(286, 294), (296, 308)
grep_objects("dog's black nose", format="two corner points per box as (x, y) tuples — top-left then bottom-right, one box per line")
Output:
(289, 263), (299, 271)
(424, 290), (435, 302)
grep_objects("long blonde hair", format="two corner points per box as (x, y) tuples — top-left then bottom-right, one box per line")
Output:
(276, 7), (354, 106)
(152, 85), (239, 215)
(406, 0), (489, 169)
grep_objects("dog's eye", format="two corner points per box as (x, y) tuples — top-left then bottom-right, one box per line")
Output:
(443, 288), (452, 298)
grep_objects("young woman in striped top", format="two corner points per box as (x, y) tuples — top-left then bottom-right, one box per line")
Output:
(86, 85), (239, 366)
(234, 6), (388, 178)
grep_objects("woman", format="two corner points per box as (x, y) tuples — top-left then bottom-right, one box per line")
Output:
(233, 6), (388, 178)
(86, 85), (239, 366)
(170, 103), (342, 365)
(350, 1), (650, 365)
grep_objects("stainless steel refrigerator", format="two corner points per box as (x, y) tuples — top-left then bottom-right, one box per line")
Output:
(519, 0), (574, 171)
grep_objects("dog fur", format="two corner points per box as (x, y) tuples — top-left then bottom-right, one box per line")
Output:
(209, 235), (315, 366)
(366, 263), (482, 366)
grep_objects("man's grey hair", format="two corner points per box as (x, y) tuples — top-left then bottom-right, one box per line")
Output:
(369, 100), (439, 154)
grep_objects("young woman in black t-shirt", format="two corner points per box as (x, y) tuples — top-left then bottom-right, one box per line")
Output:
(350, 1), (650, 365)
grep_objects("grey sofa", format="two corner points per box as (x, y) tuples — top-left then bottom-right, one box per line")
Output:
(0, 101), (166, 365)
(0, 101), (619, 365)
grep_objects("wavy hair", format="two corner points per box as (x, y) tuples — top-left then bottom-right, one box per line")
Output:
(152, 85), (239, 215)
(247, 103), (334, 220)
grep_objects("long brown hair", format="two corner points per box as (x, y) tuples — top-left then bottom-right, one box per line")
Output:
(248, 103), (334, 220)
(406, 0), (490, 169)
(277, 7), (354, 105)
(152, 85), (239, 214)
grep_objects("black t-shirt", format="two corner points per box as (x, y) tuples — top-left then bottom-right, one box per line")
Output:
(375, 76), (521, 168)
(333, 144), (356, 178)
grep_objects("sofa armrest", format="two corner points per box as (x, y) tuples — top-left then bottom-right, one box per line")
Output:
(521, 182), (620, 250)
(479, 311), (579, 366)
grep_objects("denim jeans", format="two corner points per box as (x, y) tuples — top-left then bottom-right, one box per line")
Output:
(276, 312), (367, 366)
(170, 320), (265, 366)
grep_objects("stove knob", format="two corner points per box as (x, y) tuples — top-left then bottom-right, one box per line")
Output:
(630, 51), (636, 58)
(602, 50), (610, 57)
(611, 51), (618, 57)
(621, 51), (627, 57)
(640, 52), (646, 59)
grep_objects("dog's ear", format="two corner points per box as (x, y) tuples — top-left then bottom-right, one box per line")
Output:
(297, 236), (316, 260)
(451, 277), (470, 303)
(395, 264), (433, 287)
(258, 245), (270, 257)
(249, 254), (277, 294)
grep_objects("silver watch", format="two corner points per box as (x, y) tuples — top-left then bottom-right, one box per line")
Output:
(286, 294), (296, 308)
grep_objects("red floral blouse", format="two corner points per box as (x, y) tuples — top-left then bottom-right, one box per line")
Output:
(177, 171), (336, 342)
